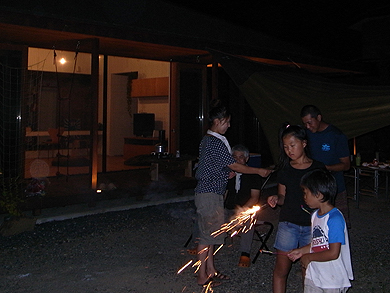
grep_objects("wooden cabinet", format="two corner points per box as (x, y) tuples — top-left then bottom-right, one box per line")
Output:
(131, 77), (169, 97)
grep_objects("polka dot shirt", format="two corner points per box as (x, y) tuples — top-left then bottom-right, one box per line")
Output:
(194, 135), (235, 195)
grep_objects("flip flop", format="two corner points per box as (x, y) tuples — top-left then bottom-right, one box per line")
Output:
(238, 255), (251, 267)
(214, 271), (230, 280)
(198, 278), (222, 287)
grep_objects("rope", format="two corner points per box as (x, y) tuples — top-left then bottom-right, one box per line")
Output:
(52, 42), (81, 179)
(64, 41), (80, 180)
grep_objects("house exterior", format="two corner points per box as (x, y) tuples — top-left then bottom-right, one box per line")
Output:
(0, 0), (360, 193)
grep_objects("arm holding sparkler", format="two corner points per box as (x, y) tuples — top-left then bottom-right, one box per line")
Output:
(267, 183), (286, 207)
(287, 244), (310, 262)
(228, 162), (272, 178)
(298, 242), (342, 269)
(291, 169), (353, 291)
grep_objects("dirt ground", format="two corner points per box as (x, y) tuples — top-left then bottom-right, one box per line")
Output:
(1, 190), (390, 293)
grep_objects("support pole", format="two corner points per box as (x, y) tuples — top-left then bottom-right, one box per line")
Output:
(102, 55), (108, 173)
(90, 38), (99, 190)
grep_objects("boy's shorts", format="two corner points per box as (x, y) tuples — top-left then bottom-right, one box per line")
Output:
(195, 192), (225, 245)
(274, 221), (311, 252)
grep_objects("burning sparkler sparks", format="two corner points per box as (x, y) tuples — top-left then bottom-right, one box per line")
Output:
(211, 204), (267, 238)
(301, 205), (312, 215)
(177, 260), (193, 274)
(213, 244), (224, 255)
(177, 203), (269, 292)
(202, 281), (214, 293)
(192, 260), (202, 273)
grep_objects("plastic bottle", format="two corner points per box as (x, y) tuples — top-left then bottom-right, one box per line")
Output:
(356, 153), (361, 166)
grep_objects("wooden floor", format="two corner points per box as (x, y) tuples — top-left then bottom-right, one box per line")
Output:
(24, 155), (146, 178)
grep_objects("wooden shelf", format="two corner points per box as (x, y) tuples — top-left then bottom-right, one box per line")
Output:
(123, 137), (167, 160)
(131, 77), (169, 97)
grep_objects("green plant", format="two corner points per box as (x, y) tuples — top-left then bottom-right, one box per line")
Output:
(0, 176), (24, 217)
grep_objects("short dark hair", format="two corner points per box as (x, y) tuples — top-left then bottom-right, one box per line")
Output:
(277, 123), (310, 169)
(300, 169), (337, 204)
(300, 105), (321, 118)
(208, 105), (230, 124)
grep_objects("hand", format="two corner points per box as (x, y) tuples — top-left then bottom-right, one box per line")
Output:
(228, 171), (236, 179)
(287, 249), (302, 262)
(267, 195), (278, 208)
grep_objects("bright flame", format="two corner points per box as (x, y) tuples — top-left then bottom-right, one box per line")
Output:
(211, 205), (262, 238)
(176, 204), (267, 288)
(60, 58), (66, 64)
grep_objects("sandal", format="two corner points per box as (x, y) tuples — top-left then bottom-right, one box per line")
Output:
(187, 248), (197, 255)
(238, 255), (251, 267)
(198, 278), (222, 287)
(214, 271), (230, 280)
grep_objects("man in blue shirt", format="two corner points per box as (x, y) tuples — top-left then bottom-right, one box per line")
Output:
(300, 105), (351, 228)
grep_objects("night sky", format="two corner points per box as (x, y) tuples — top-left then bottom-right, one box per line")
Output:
(166, 0), (390, 62)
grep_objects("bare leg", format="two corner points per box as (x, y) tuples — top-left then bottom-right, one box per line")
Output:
(197, 244), (216, 285)
(272, 250), (293, 293)
(301, 265), (306, 289)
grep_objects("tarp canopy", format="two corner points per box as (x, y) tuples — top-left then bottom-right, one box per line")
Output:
(212, 51), (390, 163)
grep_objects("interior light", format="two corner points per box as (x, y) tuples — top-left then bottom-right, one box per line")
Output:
(60, 58), (66, 64)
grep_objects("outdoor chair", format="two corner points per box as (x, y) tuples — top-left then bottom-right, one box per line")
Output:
(183, 219), (274, 265)
(251, 220), (274, 264)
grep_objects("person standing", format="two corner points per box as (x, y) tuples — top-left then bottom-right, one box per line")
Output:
(194, 105), (271, 287)
(224, 144), (264, 267)
(288, 169), (353, 292)
(267, 124), (325, 293)
(300, 105), (351, 228)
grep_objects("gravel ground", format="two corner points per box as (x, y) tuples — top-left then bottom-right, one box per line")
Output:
(0, 194), (389, 293)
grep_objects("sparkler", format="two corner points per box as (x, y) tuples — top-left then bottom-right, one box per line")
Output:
(177, 203), (269, 292)
(211, 204), (268, 238)
(259, 249), (288, 256)
(300, 205), (312, 215)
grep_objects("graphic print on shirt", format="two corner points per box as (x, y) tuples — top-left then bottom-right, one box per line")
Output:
(312, 225), (329, 252)
(321, 143), (331, 152)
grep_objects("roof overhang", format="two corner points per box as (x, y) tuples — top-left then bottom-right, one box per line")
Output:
(0, 3), (363, 74)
